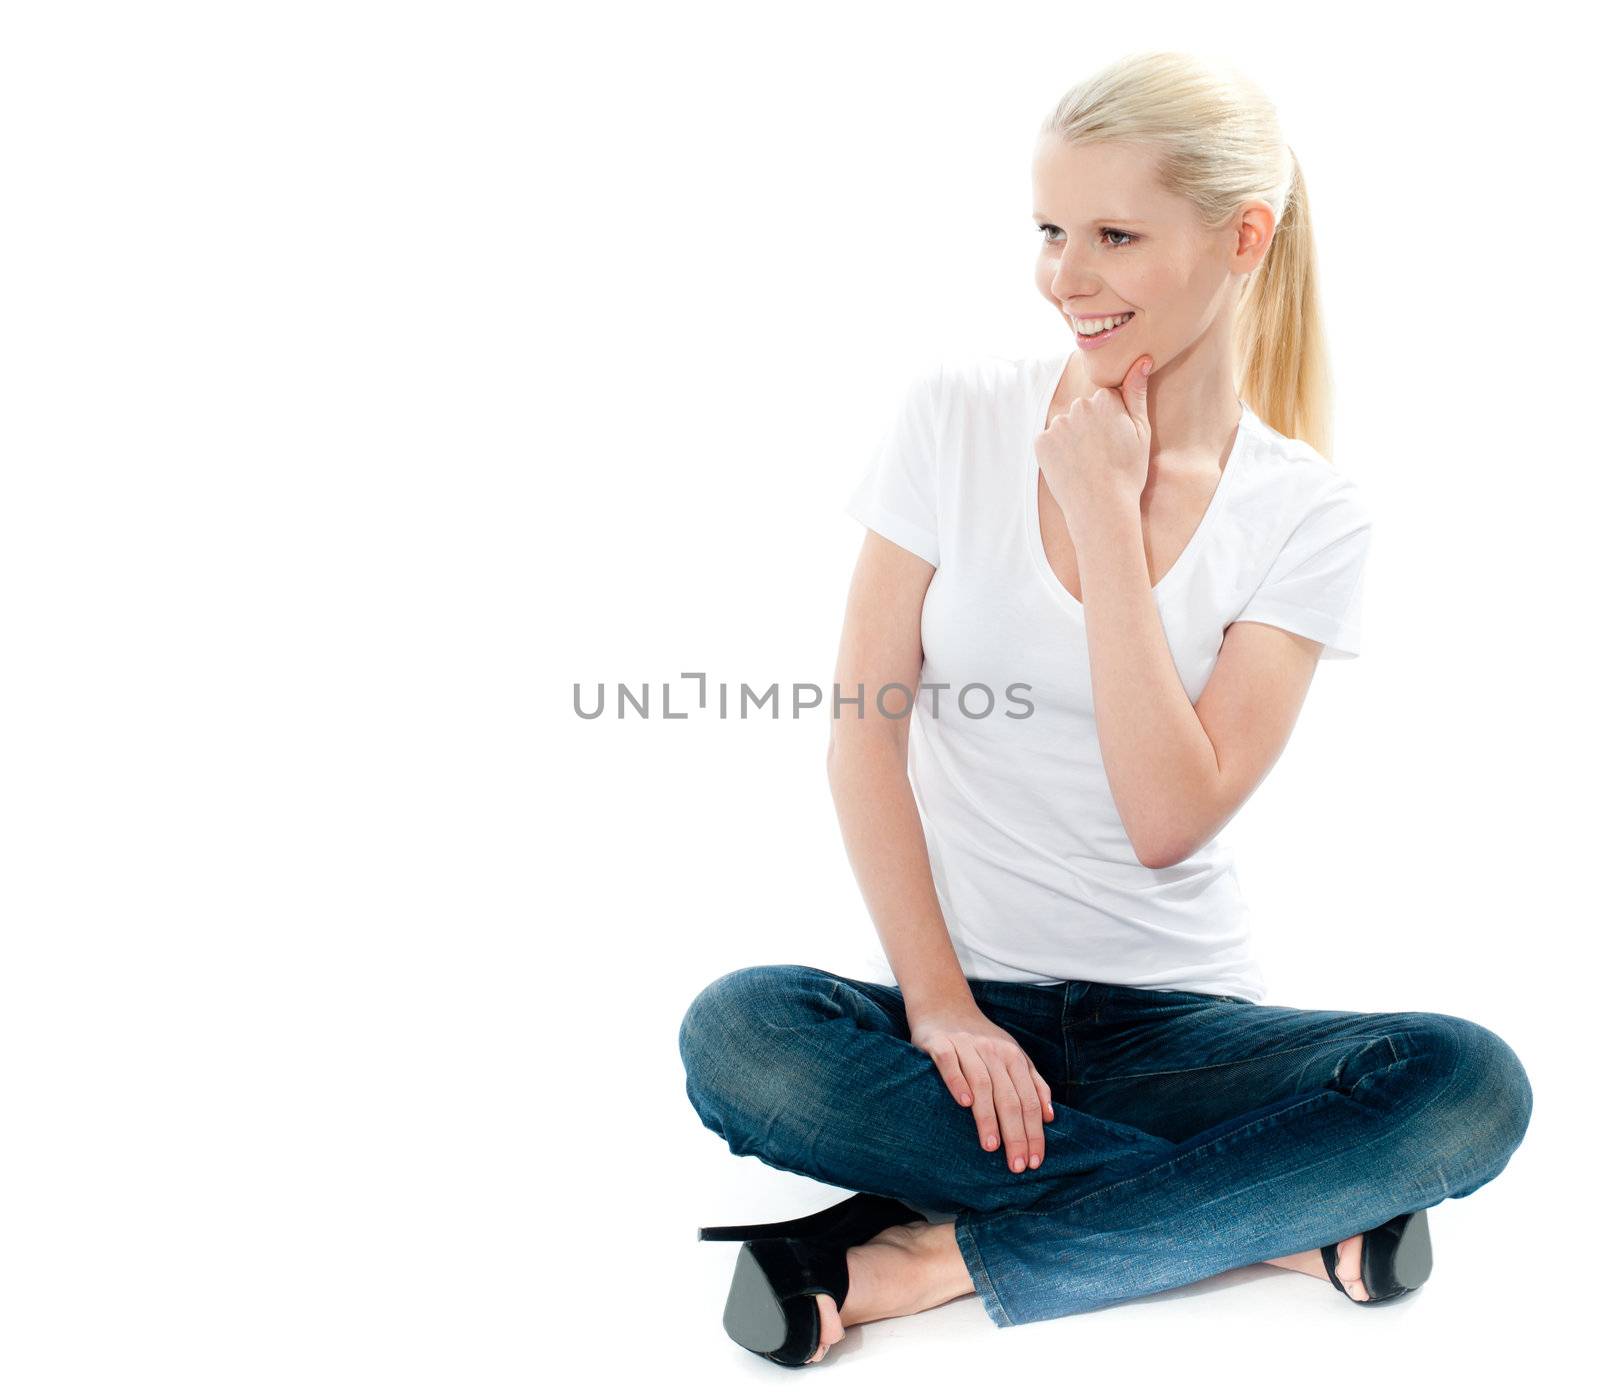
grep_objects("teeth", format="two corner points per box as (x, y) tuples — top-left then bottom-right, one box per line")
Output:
(1074, 311), (1134, 336)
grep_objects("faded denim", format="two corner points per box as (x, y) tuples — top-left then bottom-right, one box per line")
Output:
(677, 964), (1533, 1327)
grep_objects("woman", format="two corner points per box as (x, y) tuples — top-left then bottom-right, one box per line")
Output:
(677, 50), (1532, 1365)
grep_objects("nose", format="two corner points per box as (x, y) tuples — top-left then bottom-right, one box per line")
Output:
(1049, 249), (1097, 304)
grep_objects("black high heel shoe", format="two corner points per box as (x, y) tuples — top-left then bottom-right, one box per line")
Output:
(1321, 1209), (1433, 1304)
(698, 1191), (927, 1366)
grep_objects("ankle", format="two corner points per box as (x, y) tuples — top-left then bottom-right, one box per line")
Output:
(839, 1223), (968, 1328)
(908, 1221), (976, 1305)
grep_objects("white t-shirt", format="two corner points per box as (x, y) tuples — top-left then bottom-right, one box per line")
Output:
(841, 348), (1374, 1002)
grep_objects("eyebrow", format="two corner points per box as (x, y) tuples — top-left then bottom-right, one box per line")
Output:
(1032, 212), (1147, 225)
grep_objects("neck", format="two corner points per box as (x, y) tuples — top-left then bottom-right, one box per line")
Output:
(1068, 337), (1242, 464)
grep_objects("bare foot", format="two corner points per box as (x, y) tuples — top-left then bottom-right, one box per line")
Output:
(805, 1221), (974, 1363)
(1264, 1233), (1371, 1302)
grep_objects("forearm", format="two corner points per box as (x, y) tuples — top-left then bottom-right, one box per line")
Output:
(826, 740), (975, 1016)
(1076, 504), (1221, 867)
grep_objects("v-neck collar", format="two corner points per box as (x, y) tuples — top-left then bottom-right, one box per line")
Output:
(1024, 349), (1257, 616)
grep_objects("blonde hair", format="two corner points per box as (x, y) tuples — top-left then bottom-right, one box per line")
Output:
(1040, 51), (1333, 458)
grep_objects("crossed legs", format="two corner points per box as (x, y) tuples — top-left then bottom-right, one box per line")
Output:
(679, 965), (1532, 1340)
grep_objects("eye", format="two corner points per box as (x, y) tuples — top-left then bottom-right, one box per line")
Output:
(1035, 223), (1139, 248)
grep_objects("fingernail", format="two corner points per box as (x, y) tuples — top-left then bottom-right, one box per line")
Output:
(987, 1135), (997, 1149)
(1030, 1154), (1040, 1167)
(1012, 1156), (1023, 1172)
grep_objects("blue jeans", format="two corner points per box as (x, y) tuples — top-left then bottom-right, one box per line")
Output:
(677, 964), (1533, 1327)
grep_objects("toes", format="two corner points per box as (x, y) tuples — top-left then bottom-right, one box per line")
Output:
(1337, 1235), (1370, 1302)
(812, 1294), (844, 1360)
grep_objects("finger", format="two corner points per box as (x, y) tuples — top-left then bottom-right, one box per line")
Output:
(1003, 1053), (1046, 1169)
(982, 1045), (1030, 1174)
(951, 1036), (1000, 1153)
(1031, 1067), (1055, 1132)
(1031, 1066), (1054, 1117)
(1118, 352), (1153, 430)
(925, 1038), (973, 1109)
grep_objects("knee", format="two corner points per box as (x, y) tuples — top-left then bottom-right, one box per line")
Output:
(676, 964), (839, 1151)
(1394, 1011), (1533, 1160)
(1454, 1015), (1534, 1151)
(677, 965), (757, 1086)
(676, 963), (829, 1097)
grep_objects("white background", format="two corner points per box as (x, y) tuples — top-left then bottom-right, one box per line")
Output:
(3, 1), (1594, 1387)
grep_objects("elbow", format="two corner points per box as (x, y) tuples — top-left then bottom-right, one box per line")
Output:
(1131, 789), (1218, 870)
(1134, 829), (1194, 871)
(1142, 774), (1237, 868)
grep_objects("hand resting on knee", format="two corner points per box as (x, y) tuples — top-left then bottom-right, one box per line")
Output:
(908, 1001), (1056, 1175)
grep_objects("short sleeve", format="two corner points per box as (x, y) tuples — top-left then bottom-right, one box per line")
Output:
(1231, 477), (1373, 660)
(844, 364), (943, 567)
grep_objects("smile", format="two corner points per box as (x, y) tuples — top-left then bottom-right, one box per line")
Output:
(1072, 310), (1136, 350)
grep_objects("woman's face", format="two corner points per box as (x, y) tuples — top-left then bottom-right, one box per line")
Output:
(1031, 135), (1270, 382)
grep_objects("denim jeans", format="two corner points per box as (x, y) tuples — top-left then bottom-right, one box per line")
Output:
(677, 964), (1533, 1328)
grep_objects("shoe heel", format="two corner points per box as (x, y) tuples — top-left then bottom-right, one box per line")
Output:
(1322, 1208), (1434, 1304)
(1386, 1209), (1434, 1291)
(699, 1191), (922, 1244)
(721, 1244), (799, 1356)
(699, 1219), (794, 1242)
(702, 1194), (925, 1367)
